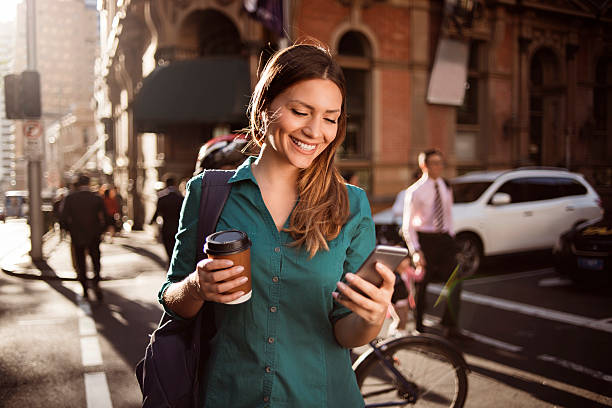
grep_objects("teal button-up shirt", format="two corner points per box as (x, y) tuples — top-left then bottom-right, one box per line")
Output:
(159, 157), (375, 407)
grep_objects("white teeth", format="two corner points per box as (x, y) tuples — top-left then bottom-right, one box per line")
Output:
(291, 137), (316, 151)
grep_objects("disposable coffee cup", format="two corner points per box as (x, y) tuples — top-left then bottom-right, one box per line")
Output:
(204, 229), (252, 304)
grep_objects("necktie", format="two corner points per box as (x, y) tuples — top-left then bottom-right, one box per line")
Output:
(433, 182), (444, 231)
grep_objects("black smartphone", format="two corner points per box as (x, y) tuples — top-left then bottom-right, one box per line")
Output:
(354, 245), (409, 288)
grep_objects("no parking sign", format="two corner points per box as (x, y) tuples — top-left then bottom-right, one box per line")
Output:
(23, 120), (43, 160)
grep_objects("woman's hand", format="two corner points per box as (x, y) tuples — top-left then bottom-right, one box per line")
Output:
(333, 262), (396, 326)
(188, 258), (248, 304)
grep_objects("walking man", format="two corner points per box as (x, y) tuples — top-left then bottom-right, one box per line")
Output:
(61, 174), (106, 300)
(402, 149), (462, 337)
(150, 175), (184, 262)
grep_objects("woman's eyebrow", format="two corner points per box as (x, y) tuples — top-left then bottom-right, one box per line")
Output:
(288, 100), (340, 114)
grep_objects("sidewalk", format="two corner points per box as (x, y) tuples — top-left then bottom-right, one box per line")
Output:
(0, 227), (168, 283)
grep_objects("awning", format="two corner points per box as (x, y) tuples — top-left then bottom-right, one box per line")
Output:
(133, 57), (251, 133)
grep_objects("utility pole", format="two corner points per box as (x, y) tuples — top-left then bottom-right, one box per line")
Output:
(26, 0), (43, 261)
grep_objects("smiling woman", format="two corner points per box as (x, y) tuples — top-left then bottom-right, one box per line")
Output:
(158, 42), (397, 408)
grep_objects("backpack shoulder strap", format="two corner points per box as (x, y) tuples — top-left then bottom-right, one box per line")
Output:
(196, 170), (235, 263)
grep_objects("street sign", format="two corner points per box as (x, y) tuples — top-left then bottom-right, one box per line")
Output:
(23, 120), (43, 160)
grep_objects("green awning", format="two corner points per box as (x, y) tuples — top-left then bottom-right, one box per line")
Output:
(133, 57), (251, 133)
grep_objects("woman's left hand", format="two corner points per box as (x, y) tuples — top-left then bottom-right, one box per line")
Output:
(333, 262), (396, 327)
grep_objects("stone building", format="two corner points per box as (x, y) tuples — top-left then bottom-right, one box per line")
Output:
(97, 0), (612, 229)
(14, 0), (99, 190)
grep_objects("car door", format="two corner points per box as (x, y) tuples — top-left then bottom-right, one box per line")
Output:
(482, 177), (562, 253)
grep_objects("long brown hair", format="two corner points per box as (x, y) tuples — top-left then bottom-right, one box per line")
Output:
(246, 43), (350, 257)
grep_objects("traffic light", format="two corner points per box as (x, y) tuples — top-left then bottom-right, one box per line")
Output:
(2, 71), (41, 119)
(3, 74), (22, 119)
(21, 70), (41, 118)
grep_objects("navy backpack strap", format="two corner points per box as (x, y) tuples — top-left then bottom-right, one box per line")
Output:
(196, 170), (235, 262)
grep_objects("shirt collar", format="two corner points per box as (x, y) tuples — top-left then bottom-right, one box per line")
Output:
(229, 156), (258, 185)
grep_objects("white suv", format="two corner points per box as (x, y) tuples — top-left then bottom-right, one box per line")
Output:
(452, 168), (603, 274)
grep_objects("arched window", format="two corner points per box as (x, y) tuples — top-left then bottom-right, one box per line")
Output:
(178, 10), (243, 59)
(336, 30), (373, 189)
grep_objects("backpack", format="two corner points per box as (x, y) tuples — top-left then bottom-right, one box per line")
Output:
(136, 170), (234, 408)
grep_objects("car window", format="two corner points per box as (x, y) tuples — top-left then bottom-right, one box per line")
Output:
(522, 177), (561, 201)
(452, 181), (492, 203)
(557, 178), (587, 197)
(494, 179), (526, 203)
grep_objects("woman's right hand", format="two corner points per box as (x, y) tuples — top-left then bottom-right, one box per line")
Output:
(189, 258), (248, 303)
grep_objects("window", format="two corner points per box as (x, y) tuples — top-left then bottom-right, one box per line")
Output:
(557, 178), (587, 197)
(452, 181), (492, 203)
(337, 31), (372, 161)
(457, 41), (480, 125)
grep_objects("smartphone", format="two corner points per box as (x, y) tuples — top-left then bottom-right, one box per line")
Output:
(354, 245), (409, 288)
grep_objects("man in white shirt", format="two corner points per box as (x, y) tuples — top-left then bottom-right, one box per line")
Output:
(402, 149), (462, 337)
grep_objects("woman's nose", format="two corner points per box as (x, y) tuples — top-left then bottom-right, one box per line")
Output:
(302, 116), (322, 139)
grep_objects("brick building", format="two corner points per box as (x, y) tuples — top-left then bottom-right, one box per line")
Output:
(97, 0), (612, 228)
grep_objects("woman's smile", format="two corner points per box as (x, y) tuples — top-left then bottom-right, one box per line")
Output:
(290, 136), (317, 153)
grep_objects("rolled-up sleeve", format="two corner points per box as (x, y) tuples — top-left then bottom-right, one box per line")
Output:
(157, 175), (202, 314)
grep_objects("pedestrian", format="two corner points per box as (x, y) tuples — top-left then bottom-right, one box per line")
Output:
(401, 149), (462, 337)
(159, 43), (396, 407)
(101, 186), (120, 242)
(60, 174), (106, 301)
(149, 175), (184, 262)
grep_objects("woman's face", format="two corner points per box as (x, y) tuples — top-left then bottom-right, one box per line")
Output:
(265, 78), (342, 170)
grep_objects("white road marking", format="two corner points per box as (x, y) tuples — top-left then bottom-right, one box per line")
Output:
(84, 372), (113, 408)
(76, 294), (113, 407)
(81, 336), (104, 367)
(79, 316), (97, 336)
(428, 284), (612, 334)
(538, 276), (573, 287)
(464, 269), (554, 286)
(538, 354), (612, 383)
(461, 330), (524, 353)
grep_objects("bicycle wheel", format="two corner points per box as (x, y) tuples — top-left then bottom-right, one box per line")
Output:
(354, 335), (468, 408)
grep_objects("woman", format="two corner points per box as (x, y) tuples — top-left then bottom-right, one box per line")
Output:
(159, 43), (395, 407)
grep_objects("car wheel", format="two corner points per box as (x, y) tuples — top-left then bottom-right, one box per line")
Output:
(455, 233), (482, 277)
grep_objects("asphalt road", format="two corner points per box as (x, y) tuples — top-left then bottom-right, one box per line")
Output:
(0, 220), (610, 407)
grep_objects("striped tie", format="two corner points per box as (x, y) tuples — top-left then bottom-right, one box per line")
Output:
(433, 182), (444, 231)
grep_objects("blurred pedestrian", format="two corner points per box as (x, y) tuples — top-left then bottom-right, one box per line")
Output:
(101, 186), (121, 242)
(60, 174), (106, 301)
(401, 149), (462, 337)
(52, 188), (68, 241)
(159, 43), (394, 407)
(149, 175), (184, 262)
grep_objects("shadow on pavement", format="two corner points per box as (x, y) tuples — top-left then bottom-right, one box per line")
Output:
(120, 244), (168, 270)
(467, 359), (612, 408)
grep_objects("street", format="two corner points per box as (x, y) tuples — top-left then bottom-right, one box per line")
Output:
(0, 221), (611, 407)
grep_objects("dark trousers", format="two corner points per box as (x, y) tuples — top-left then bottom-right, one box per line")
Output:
(415, 232), (461, 330)
(72, 239), (101, 292)
(161, 230), (177, 262)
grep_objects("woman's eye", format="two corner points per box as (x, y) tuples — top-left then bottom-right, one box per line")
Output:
(324, 118), (337, 124)
(291, 109), (307, 116)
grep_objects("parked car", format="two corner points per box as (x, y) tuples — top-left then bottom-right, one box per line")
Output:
(373, 167), (604, 275)
(553, 216), (611, 284)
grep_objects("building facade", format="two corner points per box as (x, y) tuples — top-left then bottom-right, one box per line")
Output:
(0, 20), (17, 195)
(14, 0), (99, 191)
(97, 0), (612, 228)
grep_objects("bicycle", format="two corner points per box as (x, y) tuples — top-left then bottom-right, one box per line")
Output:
(352, 260), (469, 408)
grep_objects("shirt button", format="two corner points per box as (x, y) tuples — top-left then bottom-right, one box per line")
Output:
(265, 366), (272, 373)
(268, 337), (274, 344)
(274, 246), (280, 253)
(272, 276), (279, 283)
(270, 306), (277, 313)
